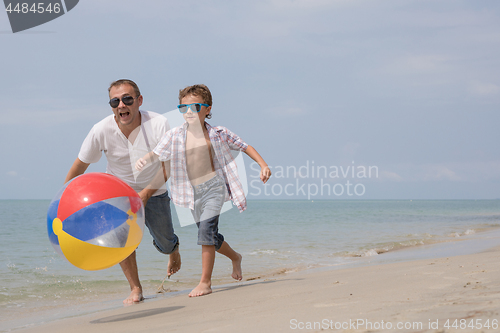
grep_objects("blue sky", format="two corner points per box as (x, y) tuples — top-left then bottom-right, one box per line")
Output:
(1, 0), (499, 200)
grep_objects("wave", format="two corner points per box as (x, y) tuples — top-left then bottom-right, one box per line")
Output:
(339, 226), (497, 258)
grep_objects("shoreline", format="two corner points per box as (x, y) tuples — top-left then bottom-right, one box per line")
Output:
(8, 228), (500, 333)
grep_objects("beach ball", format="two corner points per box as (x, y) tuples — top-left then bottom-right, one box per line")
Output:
(47, 173), (145, 270)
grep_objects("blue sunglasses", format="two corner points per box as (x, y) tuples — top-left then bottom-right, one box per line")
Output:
(178, 103), (209, 114)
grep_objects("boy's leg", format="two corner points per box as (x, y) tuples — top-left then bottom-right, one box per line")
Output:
(190, 175), (241, 296)
(189, 245), (216, 297)
(217, 241), (243, 281)
(189, 216), (219, 297)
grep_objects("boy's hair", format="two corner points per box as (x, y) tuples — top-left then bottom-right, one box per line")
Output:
(179, 84), (213, 119)
(108, 79), (141, 98)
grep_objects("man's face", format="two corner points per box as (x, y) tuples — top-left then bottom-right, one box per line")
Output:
(181, 94), (211, 125)
(109, 84), (143, 128)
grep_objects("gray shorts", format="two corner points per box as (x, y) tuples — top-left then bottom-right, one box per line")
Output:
(191, 175), (226, 250)
(145, 190), (179, 254)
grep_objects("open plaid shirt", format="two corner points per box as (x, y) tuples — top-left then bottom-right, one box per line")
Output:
(153, 122), (248, 212)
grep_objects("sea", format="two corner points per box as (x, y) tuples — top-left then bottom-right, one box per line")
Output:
(1, 199), (500, 331)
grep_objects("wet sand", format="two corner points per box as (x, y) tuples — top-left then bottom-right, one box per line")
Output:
(14, 242), (500, 333)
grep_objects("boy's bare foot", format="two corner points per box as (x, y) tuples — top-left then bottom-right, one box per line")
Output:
(167, 247), (181, 277)
(232, 253), (243, 281)
(189, 282), (212, 297)
(123, 287), (143, 304)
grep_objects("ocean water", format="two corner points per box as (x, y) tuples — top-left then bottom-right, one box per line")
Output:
(1, 199), (500, 331)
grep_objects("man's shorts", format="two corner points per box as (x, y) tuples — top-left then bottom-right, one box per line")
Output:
(191, 175), (226, 251)
(145, 190), (179, 254)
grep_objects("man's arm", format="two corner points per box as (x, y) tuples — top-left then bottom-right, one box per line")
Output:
(244, 145), (271, 183)
(65, 158), (90, 183)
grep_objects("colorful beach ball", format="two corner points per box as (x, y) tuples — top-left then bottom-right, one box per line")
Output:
(47, 173), (145, 270)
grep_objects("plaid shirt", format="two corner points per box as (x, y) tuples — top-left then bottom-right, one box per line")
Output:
(153, 122), (248, 212)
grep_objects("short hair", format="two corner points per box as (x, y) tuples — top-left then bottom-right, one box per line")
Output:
(108, 79), (141, 98)
(179, 84), (213, 119)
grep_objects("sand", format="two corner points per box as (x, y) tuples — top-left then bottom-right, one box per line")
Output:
(14, 245), (500, 333)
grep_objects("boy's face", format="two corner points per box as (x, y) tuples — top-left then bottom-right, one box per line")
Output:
(181, 94), (211, 125)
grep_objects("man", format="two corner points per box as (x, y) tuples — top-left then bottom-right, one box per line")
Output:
(65, 79), (181, 304)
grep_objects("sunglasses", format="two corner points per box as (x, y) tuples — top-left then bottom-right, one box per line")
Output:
(177, 103), (209, 114)
(109, 95), (139, 108)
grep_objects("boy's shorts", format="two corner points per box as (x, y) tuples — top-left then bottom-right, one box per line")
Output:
(191, 175), (226, 250)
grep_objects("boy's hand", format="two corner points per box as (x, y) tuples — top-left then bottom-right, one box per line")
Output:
(260, 166), (271, 184)
(135, 158), (147, 171)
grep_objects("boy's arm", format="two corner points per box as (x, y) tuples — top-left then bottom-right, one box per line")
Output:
(137, 130), (174, 205)
(138, 160), (169, 206)
(135, 151), (158, 171)
(136, 150), (171, 206)
(244, 145), (271, 183)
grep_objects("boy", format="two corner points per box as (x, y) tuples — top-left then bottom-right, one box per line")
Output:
(136, 84), (270, 297)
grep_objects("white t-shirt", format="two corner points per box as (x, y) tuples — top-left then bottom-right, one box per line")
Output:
(78, 111), (170, 196)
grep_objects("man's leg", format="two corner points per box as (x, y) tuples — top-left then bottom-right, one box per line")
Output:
(167, 245), (181, 277)
(120, 251), (143, 304)
(145, 191), (181, 276)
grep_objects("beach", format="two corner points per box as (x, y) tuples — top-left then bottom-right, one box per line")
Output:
(12, 238), (500, 333)
(2, 200), (500, 332)
(3, 0), (500, 331)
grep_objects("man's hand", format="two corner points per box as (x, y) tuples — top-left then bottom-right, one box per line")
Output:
(138, 189), (153, 207)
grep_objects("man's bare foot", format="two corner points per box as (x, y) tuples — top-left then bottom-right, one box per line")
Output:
(231, 253), (243, 281)
(167, 247), (181, 277)
(123, 287), (143, 304)
(189, 282), (212, 297)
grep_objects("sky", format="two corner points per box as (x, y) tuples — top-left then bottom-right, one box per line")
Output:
(1, 0), (499, 200)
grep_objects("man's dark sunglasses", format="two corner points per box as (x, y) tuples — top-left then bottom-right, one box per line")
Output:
(109, 96), (139, 108)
